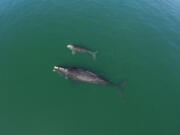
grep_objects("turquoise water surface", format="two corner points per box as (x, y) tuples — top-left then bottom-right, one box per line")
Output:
(1, 0), (180, 135)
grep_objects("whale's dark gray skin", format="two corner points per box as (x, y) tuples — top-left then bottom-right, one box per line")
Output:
(53, 66), (126, 97)
(67, 44), (98, 59)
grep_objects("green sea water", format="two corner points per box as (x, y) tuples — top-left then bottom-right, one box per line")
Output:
(1, 0), (180, 135)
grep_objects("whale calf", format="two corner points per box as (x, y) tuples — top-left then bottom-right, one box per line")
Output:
(67, 44), (98, 59)
(53, 66), (126, 96)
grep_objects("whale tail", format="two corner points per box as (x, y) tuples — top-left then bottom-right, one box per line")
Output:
(91, 51), (98, 59)
(115, 80), (127, 98)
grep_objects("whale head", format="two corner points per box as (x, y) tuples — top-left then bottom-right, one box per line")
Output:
(67, 44), (73, 49)
(53, 66), (68, 74)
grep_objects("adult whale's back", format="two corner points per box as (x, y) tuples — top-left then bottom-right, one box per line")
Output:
(66, 67), (110, 85)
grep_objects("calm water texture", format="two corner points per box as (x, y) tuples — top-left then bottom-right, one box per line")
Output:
(1, 0), (180, 135)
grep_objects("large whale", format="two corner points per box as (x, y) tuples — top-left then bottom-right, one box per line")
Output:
(67, 44), (98, 59)
(53, 66), (126, 97)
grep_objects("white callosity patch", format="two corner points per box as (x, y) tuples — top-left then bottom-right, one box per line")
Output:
(67, 44), (74, 49)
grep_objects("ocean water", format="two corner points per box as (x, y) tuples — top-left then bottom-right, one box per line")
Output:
(2, 0), (180, 135)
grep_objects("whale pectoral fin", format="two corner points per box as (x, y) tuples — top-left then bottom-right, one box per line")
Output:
(72, 50), (76, 55)
(66, 76), (74, 81)
(91, 51), (98, 59)
(65, 76), (68, 79)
